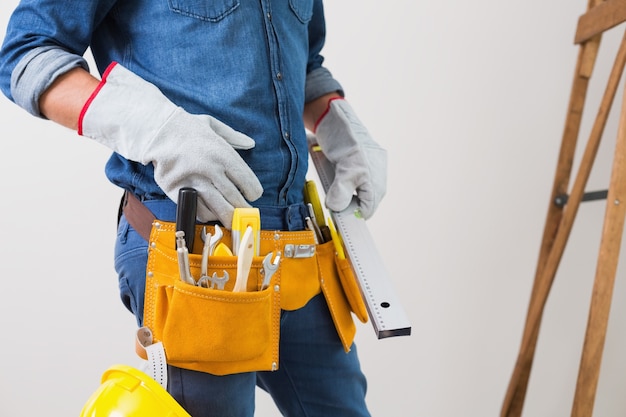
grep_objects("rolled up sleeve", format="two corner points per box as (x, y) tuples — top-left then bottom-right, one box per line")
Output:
(305, 0), (344, 103)
(10, 46), (88, 117)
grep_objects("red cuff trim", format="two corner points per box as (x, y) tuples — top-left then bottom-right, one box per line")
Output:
(313, 96), (344, 133)
(77, 61), (118, 135)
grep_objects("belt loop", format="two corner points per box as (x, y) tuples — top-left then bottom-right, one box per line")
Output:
(284, 203), (308, 231)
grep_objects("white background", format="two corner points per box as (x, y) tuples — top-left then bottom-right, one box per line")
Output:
(1, 1), (626, 416)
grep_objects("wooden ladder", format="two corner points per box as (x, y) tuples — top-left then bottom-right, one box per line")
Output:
(501, 1), (626, 416)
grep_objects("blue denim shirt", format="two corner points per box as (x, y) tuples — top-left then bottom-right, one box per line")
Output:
(0, 0), (343, 210)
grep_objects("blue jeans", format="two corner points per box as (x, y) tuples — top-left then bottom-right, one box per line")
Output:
(114, 198), (371, 417)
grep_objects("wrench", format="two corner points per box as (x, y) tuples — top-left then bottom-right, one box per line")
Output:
(197, 275), (210, 288)
(197, 270), (229, 289)
(200, 224), (224, 279)
(261, 252), (281, 290)
(209, 271), (229, 290)
(208, 224), (224, 255)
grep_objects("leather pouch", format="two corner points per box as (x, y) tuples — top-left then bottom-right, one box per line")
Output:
(335, 256), (369, 324)
(142, 221), (324, 375)
(143, 221), (281, 375)
(316, 241), (368, 352)
(125, 191), (367, 372)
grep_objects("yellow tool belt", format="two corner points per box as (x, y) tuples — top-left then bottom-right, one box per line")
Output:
(141, 220), (367, 376)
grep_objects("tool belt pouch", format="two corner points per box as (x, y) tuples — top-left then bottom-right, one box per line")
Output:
(316, 241), (369, 352)
(142, 221), (281, 376)
(334, 254), (369, 325)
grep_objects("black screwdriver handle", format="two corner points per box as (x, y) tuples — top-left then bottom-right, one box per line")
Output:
(175, 187), (198, 252)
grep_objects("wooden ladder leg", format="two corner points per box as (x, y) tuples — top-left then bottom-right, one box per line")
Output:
(570, 77), (626, 417)
(502, 26), (626, 417)
(500, 39), (599, 417)
(500, 38), (597, 415)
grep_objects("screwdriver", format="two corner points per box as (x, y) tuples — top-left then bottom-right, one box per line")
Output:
(175, 187), (197, 252)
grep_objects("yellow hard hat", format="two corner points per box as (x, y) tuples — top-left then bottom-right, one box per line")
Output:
(80, 364), (190, 417)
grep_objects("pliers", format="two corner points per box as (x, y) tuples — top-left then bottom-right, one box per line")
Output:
(176, 231), (195, 285)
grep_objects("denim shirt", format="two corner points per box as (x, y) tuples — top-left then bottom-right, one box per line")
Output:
(0, 0), (343, 209)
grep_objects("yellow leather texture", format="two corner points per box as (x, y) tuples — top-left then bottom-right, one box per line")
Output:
(142, 221), (361, 373)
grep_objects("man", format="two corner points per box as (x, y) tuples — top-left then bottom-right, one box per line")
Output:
(0, 1), (386, 415)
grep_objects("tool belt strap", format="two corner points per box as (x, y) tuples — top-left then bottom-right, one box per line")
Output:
(121, 191), (157, 241)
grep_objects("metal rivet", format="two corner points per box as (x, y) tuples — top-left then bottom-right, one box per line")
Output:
(150, 242), (157, 248)
(274, 285), (280, 292)
(154, 222), (161, 229)
(615, 199), (620, 205)
(272, 362), (277, 371)
(274, 233), (280, 240)
(147, 271), (154, 277)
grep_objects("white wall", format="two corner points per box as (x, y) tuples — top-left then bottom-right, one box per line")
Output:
(1, 1), (626, 416)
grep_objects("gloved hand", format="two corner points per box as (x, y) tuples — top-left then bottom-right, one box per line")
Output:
(79, 62), (263, 226)
(313, 98), (387, 219)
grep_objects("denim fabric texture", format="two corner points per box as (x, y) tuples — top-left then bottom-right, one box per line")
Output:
(0, 0), (343, 207)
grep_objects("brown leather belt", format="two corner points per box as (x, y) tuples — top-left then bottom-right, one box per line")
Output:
(119, 191), (157, 241)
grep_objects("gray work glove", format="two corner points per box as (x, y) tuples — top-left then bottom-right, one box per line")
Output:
(79, 63), (263, 226)
(314, 98), (387, 219)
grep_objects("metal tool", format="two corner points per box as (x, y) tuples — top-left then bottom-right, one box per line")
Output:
(308, 134), (411, 339)
(198, 224), (226, 288)
(175, 231), (195, 285)
(305, 217), (320, 244)
(201, 224), (223, 256)
(196, 275), (209, 288)
(261, 252), (281, 290)
(307, 202), (324, 241)
(209, 271), (230, 290)
(197, 270), (229, 289)
(283, 244), (315, 258)
(304, 181), (332, 242)
(200, 228), (211, 283)
(200, 224), (224, 278)
(233, 226), (254, 292)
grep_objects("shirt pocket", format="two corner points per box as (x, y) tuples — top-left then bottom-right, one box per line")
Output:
(167, 0), (240, 22)
(289, 0), (313, 24)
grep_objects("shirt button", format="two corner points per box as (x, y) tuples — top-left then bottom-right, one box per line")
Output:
(284, 132), (290, 139)
(267, 13), (271, 20)
(276, 72), (283, 80)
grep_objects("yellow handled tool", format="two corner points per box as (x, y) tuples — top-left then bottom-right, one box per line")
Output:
(233, 226), (254, 292)
(304, 180), (332, 242)
(327, 216), (345, 260)
(232, 207), (260, 256)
